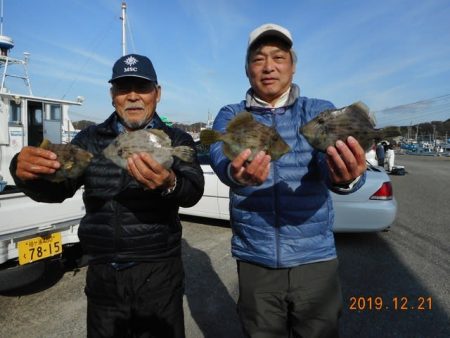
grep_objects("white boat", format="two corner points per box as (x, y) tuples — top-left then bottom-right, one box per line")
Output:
(0, 35), (83, 186)
(0, 2), (85, 291)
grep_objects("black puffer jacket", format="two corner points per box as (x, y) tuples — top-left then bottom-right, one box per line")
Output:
(10, 113), (204, 263)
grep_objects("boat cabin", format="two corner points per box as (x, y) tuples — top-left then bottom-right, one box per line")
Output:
(0, 34), (82, 189)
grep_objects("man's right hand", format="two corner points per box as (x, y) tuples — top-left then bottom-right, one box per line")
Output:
(230, 149), (271, 186)
(15, 146), (60, 181)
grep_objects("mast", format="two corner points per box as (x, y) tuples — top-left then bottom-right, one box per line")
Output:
(0, 0), (32, 94)
(121, 2), (127, 56)
(1, 0), (4, 35)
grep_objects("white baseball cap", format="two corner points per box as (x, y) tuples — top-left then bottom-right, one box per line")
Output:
(248, 23), (293, 50)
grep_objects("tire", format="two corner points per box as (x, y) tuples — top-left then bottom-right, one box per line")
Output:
(0, 261), (46, 292)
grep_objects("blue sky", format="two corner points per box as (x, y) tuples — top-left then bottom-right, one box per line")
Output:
(3, 0), (450, 127)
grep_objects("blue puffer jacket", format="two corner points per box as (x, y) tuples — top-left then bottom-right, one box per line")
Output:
(210, 85), (366, 268)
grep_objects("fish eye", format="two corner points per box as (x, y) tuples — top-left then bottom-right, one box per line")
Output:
(317, 117), (325, 124)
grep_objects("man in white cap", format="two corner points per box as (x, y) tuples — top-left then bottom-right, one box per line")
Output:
(10, 53), (204, 337)
(209, 24), (367, 337)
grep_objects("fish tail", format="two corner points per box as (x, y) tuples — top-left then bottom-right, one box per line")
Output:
(173, 146), (195, 163)
(39, 138), (51, 149)
(200, 129), (221, 145)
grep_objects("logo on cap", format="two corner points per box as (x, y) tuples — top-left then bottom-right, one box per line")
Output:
(124, 56), (138, 73)
(124, 56), (138, 66)
(109, 53), (158, 83)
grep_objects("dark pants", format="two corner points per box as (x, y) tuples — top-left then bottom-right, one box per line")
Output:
(237, 259), (342, 338)
(85, 257), (185, 338)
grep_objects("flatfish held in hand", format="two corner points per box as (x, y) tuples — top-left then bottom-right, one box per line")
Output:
(39, 139), (93, 182)
(103, 129), (194, 169)
(299, 101), (401, 152)
(200, 111), (290, 161)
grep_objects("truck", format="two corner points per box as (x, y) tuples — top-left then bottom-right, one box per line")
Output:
(0, 30), (85, 291)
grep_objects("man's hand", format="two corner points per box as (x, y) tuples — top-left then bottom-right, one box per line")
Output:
(127, 152), (176, 190)
(16, 146), (60, 181)
(230, 149), (271, 186)
(326, 136), (367, 185)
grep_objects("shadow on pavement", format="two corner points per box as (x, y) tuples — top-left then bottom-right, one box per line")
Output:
(182, 239), (244, 338)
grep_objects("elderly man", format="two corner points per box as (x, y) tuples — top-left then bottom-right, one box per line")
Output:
(10, 54), (204, 338)
(209, 24), (367, 337)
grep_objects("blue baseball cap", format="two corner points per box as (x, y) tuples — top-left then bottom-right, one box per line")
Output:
(109, 54), (158, 83)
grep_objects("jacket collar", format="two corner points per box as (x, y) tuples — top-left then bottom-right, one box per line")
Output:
(245, 84), (300, 111)
(97, 112), (167, 136)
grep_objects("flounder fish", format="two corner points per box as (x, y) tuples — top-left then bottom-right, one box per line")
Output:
(39, 139), (93, 182)
(103, 129), (194, 169)
(299, 101), (401, 152)
(200, 111), (290, 161)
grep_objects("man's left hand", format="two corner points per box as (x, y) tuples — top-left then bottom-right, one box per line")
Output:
(127, 152), (176, 190)
(326, 136), (367, 185)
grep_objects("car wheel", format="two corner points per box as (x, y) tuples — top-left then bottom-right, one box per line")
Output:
(0, 261), (45, 292)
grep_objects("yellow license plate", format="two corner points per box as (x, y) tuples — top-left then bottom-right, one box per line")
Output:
(18, 233), (62, 265)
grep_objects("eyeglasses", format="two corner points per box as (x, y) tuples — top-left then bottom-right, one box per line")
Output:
(113, 80), (157, 94)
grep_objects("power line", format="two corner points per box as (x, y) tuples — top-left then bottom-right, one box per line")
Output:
(373, 94), (450, 113)
(373, 94), (450, 126)
(59, 15), (117, 100)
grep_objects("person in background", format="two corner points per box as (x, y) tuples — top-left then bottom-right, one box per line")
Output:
(209, 23), (367, 337)
(385, 144), (395, 172)
(366, 144), (378, 166)
(376, 141), (386, 167)
(10, 54), (204, 338)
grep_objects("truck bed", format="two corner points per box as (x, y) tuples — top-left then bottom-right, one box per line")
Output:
(0, 187), (85, 264)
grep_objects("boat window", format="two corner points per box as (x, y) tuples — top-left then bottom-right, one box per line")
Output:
(33, 109), (43, 125)
(8, 101), (22, 124)
(45, 104), (62, 121)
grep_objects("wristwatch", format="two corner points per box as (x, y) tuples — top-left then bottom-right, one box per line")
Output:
(161, 170), (177, 196)
(332, 175), (361, 191)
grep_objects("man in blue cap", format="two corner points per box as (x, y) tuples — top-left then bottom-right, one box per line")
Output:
(10, 54), (204, 337)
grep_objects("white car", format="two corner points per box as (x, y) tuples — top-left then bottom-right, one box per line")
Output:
(180, 143), (397, 232)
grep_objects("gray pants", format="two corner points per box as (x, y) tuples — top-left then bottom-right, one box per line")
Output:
(237, 259), (342, 338)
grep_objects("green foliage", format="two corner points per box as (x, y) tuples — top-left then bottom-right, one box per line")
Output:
(72, 120), (96, 130)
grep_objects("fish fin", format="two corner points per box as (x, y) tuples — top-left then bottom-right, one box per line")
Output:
(39, 139), (52, 149)
(173, 146), (195, 163)
(348, 101), (376, 127)
(226, 111), (254, 132)
(200, 129), (221, 145)
(222, 143), (235, 161)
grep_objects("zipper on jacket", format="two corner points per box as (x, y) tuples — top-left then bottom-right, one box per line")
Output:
(271, 112), (281, 268)
(113, 199), (120, 254)
(113, 170), (127, 255)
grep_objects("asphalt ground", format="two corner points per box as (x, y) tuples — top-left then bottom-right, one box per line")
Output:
(0, 154), (449, 338)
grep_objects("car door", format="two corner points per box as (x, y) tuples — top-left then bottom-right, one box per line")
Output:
(183, 143), (221, 218)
